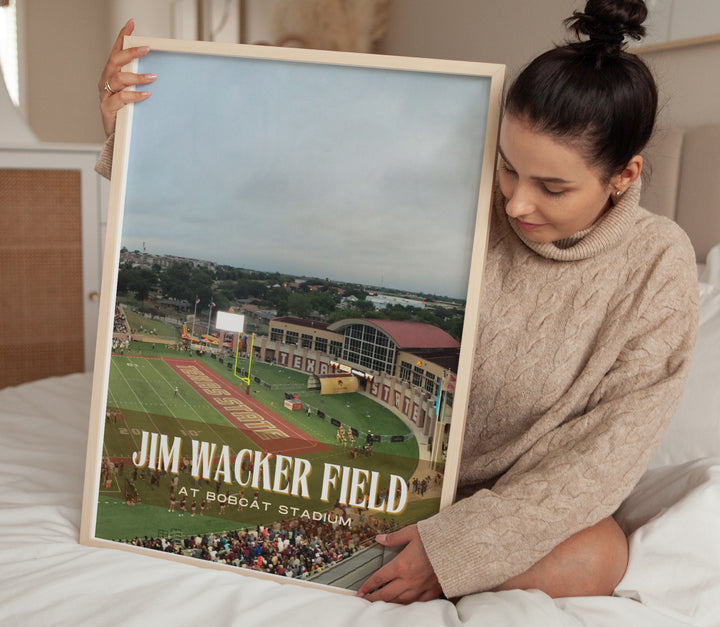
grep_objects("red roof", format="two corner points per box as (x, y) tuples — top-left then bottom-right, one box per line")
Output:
(327, 319), (460, 350)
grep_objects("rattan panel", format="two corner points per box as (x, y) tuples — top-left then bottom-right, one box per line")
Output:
(0, 169), (84, 388)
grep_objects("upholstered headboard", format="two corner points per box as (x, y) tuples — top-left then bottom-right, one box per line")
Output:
(641, 125), (720, 262)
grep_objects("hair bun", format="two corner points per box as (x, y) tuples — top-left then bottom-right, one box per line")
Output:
(565, 0), (648, 52)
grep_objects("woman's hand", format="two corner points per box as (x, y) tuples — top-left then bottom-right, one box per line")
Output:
(356, 524), (442, 604)
(98, 19), (156, 137)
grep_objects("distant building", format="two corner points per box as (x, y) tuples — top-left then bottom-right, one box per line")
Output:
(339, 295), (359, 309)
(262, 316), (459, 439)
(119, 249), (217, 272)
(366, 294), (426, 310)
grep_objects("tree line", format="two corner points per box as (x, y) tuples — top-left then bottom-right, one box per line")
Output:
(117, 257), (465, 340)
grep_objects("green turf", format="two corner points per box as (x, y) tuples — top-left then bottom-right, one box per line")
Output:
(114, 343), (420, 457)
(97, 347), (438, 541)
(108, 358), (226, 427)
(121, 307), (181, 342)
(229, 359), (416, 449)
(96, 495), (255, 540)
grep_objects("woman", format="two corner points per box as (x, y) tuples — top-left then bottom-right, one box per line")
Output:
(97, 0), (698, 604)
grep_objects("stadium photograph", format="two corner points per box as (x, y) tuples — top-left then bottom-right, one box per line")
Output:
(87, 45), (490, 591)
(96, 296), (456, 590)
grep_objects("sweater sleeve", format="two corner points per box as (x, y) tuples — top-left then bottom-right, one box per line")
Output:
(417, 235), (698, 598)
(94, 133), (115, 180)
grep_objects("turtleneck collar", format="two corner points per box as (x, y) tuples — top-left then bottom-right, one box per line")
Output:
(502, 179), (642, 261)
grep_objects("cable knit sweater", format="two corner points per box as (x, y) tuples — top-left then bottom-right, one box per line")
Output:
(417, 180), (698, 598)
(97, 136), (697, 598)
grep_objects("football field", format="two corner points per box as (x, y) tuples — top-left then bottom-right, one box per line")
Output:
(96, 346), (436, 541)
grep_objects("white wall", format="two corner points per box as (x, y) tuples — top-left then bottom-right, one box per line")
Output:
(106, 0), (176, 42)
(18, 0), (720, 143)
(21, 0), (247, 144)
(24, 0), (108, 143)
(379, 0), (720, 131)
(20, 0), (176, 144)
(639, 41), (720, 128)
(644, 0), (720, 46)
(379, 0), (575, 81)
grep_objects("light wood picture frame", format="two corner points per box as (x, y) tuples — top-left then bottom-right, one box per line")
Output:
(80, 35), (504, 594)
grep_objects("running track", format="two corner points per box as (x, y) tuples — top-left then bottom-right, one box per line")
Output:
(165, 358), (328, 456)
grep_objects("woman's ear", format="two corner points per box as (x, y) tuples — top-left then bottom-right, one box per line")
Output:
(613, 155), (643, 195)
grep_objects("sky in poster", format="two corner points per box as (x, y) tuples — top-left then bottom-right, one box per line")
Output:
(122, 49), (491, 300)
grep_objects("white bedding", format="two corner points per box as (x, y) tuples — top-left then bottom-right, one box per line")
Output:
(650, 244), (720, 469)
(0, 372), (718, 627)
(3, 244), (720, 627)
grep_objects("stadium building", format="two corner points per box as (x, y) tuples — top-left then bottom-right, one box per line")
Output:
(248, 316), (460, 461)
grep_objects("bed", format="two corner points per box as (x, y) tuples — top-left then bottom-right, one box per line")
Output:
(1, 127), (720, 626)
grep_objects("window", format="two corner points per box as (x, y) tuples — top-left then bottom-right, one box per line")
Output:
(424, 372), (436, 395)
(0, 1), (19, 107)
(300, 333), (313, 348)
(341, 323), (397, 375)
(285, 331), (298, 346)
(412, 365), (423, 387)
(314, 337), (328, 353)
(329, 340), (343, 357)
(399, 361), (412, 381)
(270, 328), (284, 342)
(347, 337), (361, 354)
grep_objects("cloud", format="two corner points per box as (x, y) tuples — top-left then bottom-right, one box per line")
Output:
(121, 50), (491, 299)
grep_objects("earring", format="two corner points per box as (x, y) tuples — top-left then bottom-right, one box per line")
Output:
(615, 190), (622, 197)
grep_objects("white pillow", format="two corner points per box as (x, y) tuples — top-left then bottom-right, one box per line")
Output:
(698, 242), (720, 287)
(649, 244), (720, 468)
(614, 458), (720, 626)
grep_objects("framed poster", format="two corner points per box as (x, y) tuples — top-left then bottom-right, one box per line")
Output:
(80, 36), (504, 594)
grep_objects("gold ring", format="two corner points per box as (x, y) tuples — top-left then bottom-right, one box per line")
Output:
(104, 79), (118, 95)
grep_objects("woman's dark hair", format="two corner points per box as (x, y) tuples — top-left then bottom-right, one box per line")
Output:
(505, 0), (657, 182)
